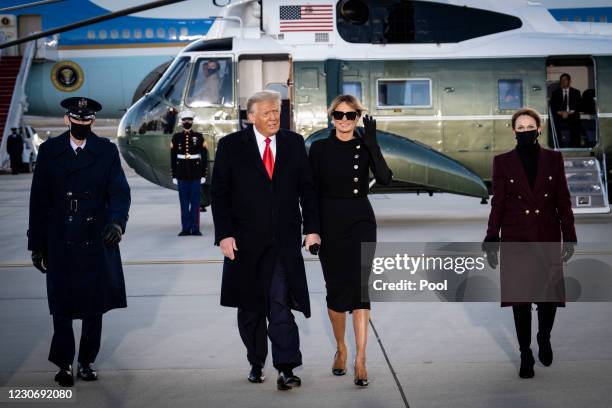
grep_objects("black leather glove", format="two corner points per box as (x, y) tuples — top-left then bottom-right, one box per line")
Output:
(32, 250), (48, 273)
(482, 238), (500, 269)
(562, 241), (576, 262)
(309, 243), (320, 256)
(361, 114), (378, 148)
(102, 223), (123, 247)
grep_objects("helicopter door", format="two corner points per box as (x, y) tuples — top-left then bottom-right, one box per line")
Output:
(238, 54), (292, 129)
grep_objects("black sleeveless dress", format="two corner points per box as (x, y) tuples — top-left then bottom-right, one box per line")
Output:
(308, 130), (392, 312)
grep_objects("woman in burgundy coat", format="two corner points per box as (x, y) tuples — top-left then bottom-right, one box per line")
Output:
(483, 107), (577, 379)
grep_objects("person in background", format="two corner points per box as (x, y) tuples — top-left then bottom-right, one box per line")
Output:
(6, 127), (24, 174)
(550, 73), (582, 147)
(171, 110), (208, 236)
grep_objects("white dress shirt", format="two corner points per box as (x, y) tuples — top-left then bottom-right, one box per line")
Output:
(563, 88), (570, 111)
(70, 137), (86, 154)
(253, 125), (276, 159)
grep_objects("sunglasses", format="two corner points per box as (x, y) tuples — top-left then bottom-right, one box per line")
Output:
(331, 110), (358, 121)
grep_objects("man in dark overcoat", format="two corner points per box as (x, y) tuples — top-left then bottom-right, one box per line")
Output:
(27, 97), (131, 387)
(211, 90), (320, 390)
(6, 127), (24, 174)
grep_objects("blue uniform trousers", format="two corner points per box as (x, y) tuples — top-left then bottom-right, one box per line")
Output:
(178, 179), (201, 233)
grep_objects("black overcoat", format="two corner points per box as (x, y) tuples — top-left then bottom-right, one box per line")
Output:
(211, 125), (319, 317)
(28, 132), (131, 318)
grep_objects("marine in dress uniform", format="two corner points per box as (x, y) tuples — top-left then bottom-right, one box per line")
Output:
(6, 127), (24, 174)
(171, 111), (208, 236)
(483, 108), (576, 379)
(27, 97), (131, 387)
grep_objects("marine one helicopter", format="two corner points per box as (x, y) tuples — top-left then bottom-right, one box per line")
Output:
(118, 0), (612, 213)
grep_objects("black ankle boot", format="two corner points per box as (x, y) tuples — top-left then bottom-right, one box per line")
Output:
(537, 304), (557, 367)
(519, 350), (535, 379)
(537, 334), (553, 366)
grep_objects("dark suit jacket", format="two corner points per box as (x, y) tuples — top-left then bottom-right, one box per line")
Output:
(550, 87), (581, 118)
(211, 125), (319, 317)
(486, 147), (576, 243)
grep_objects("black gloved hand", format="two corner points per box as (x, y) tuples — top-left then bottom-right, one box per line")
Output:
(562, 241), (576, 262)
(102, 223), (123, 247)
(309, 243), (320, 256)
(32, 250), (48, 273)
(482, 238), (500, 269)
(361, 114), (378, 148)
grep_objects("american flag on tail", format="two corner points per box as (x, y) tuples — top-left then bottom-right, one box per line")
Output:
(279, 4), (334, 32)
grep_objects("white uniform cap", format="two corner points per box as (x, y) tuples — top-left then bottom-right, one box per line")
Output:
(180, 110), (196, 120)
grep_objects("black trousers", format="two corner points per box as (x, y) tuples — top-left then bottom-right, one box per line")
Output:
(9, 154), (21, 174)
(237, 255), (302, 372)
(49, 315), (102, 369)
(512, 303), (557, 353)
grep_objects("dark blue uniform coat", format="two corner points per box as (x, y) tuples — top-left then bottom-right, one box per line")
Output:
(211, 126), (319, 317)
(28, 132), (131, 318)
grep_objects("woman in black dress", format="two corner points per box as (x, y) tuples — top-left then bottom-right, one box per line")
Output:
(309, 95), (392, 386)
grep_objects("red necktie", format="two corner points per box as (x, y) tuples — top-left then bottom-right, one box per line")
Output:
(263, 137), (274, 179)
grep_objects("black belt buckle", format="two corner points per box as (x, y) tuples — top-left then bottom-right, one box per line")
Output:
(69, 199), (78, 212)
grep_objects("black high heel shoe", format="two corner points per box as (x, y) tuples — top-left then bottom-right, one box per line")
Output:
(332, 351), (347, 376)
(353, 359), (368, 387)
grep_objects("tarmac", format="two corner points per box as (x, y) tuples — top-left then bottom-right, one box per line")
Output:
(1, 148), (611, 408)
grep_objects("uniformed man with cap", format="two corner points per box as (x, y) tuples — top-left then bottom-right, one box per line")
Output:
(27, 97), (131, 387)
(6, 127), (24, 174)
(171, 110), (208, 236)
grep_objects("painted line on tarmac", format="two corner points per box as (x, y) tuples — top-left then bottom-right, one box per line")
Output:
(0, 258), (322, 268)
(369, 318), (410, 408)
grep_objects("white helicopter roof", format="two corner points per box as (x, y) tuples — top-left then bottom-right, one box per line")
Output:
(179, 0), (612, 60)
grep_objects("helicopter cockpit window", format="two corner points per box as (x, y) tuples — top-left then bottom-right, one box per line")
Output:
(152, 56), (190, 105)
(185, 58), (233, 107)
(337, 0), (522, 44)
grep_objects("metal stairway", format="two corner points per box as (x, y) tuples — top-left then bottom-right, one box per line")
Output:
(0, 56), (22, 145)
(562, 153), (609, 214)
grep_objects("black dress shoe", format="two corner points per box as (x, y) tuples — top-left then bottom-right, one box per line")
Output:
(54, 366), (74, 387)
(277, 371), (301, 390)
(77, 363), (98, 381)
(191, 231), (203, 236)
(537, 334), (553, 366)
(519, 350), (535, 379)
(178, 231), (190, 236)
(247, 365), (264, 383)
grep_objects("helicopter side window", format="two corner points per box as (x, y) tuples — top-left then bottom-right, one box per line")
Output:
(343, 81), (362, 101)
(498, 79), (523, 110)
(186, 58), (233, 107)
(377, 79), (431, 108)
(152, 56), (190, 105)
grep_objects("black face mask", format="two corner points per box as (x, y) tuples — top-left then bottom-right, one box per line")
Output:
(182, 122), (193, 130)
(70, 121), (91, 140)
(515, 129), (539, 147)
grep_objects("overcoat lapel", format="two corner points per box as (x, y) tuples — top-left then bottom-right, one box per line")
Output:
(509, 149), (536, 202)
